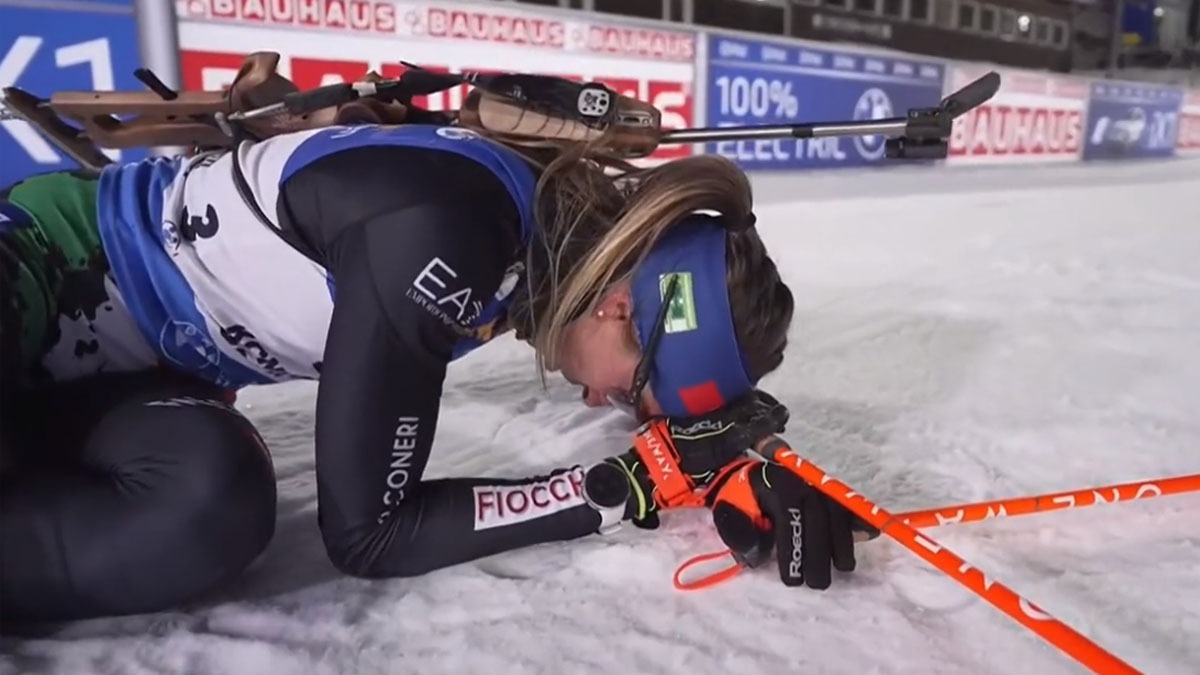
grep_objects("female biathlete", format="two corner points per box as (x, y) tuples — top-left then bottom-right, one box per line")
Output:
(0, 93), (862, 623)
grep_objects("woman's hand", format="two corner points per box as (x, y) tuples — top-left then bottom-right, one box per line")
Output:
(583, 390), (790, 528)
(700, 458), (873, 589)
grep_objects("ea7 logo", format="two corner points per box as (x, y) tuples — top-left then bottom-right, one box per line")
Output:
(407, 256), (480, 324)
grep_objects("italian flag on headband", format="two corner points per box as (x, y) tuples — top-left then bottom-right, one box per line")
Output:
(631, 215), (755, 418)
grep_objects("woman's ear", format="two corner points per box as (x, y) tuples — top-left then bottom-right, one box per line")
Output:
(593, 281), (634, 322)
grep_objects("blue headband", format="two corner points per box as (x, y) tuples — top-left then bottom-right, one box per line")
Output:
(630, 215), (755, 418)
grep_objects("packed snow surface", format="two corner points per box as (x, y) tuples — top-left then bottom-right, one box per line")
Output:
(4, 158), (1199, 674)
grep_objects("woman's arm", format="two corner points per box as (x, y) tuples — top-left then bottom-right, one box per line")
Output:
(280, 146), (603, 577)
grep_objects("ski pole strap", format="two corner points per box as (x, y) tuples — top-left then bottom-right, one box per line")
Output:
(632, 420), (697, 509)
(673, 549), (745, 591)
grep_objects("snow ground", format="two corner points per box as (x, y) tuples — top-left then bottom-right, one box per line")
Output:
(3, 157), (1200, 675)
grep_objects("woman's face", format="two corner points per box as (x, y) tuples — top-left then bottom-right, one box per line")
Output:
(552, 281), (664, 420)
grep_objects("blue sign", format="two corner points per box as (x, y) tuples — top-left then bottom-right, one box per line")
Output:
(1081, 80), (1184, 160)
(705, 34), (946, 170)
(1, 2), (146, 188)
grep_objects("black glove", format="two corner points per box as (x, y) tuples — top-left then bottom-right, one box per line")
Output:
(581, 390), (789, 530)
(702, 459), (873, 589)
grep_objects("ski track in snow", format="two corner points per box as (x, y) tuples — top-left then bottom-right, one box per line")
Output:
(3, 159), (1200, 675)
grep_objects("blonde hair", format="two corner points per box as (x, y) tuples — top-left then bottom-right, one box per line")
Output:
(480, 130), (790, 387)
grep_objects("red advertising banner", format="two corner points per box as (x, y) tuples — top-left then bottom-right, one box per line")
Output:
(1177, 88), (1200, 154)
(946, 65), (1089, 164)
(175, 0), (697, 160)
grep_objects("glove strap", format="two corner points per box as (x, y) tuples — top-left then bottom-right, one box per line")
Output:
(672, 460), (769, 592)
(632, 420), (698, 508)
(696, 458), (762, 511)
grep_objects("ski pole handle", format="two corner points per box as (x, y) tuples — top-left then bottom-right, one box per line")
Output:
(756, 436), (1140, 675)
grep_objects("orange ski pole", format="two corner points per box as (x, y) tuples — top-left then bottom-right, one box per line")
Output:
(898, 473), (1200, 530)
(676, 472), (1197, 590)
(759, 436), (1141, 675)
(674, 473), (1200, 588)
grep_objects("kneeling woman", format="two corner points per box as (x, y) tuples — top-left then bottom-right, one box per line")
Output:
(0, 117), (857, 623)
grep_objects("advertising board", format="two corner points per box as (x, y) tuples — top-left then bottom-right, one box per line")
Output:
(1081, 79), (1183, 161)
(174, 0), (698, 159)
(946, 65), (1089, 164)
(704, 33), (945, 170)
(1, 1), (147, 186)
(1176, 88), (1200, 155)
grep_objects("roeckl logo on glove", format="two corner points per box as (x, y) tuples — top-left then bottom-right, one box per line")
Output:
(670, 419), (734, 438)
(788, 507), (804, 579)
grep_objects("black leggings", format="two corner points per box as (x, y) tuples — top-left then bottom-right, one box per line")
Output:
(0, 370), (277, 625)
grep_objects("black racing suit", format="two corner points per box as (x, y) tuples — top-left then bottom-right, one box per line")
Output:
(277, 145), (604, 577)
(0, 143), (605, 624)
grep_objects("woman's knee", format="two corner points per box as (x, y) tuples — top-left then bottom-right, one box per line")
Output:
(2, 393), (278, 619)
(94, 395), (279, 555)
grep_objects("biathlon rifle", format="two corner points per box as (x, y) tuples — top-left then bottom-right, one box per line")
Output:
(1, 51), (1000, 173)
